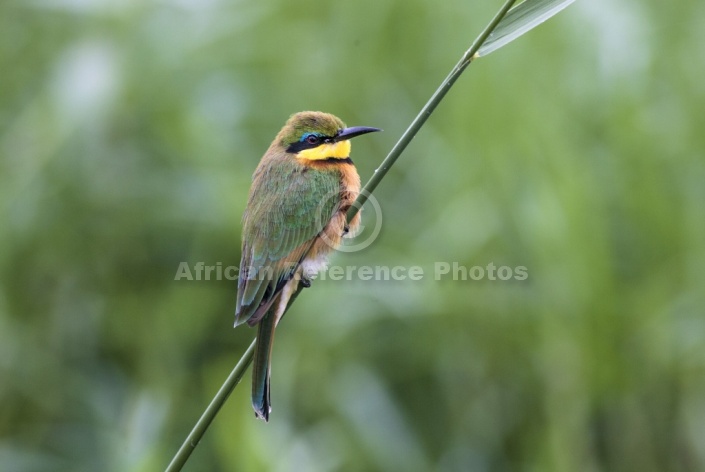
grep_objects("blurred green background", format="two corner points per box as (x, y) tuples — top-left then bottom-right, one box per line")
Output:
(2, 0), (705, 471)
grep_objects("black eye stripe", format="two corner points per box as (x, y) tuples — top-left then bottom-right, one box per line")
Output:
(286, 133), (335, 153)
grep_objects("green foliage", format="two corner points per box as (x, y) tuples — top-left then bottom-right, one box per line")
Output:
(1, 0), (704, 471)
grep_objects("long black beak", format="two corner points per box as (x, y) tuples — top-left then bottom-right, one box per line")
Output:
(335, 126), (382, 142)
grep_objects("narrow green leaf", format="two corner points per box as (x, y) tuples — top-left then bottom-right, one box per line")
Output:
(477, 0), (577, 56)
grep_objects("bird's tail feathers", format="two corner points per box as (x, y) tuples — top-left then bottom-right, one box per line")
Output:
(252, 312), (276, 421)
(251, 280), (305, 422)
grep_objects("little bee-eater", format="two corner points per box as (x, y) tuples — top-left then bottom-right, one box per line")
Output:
(235, 111), (381, 421)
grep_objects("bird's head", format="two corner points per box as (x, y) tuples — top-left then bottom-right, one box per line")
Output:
(277, 111), (381, 161)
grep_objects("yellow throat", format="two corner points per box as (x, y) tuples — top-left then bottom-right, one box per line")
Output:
(296, 140), (351, 161)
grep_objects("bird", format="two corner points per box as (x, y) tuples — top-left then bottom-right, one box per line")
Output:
(234, 111), (381, 421)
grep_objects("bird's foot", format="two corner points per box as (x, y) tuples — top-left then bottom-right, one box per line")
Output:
(300, 275), (312, 288)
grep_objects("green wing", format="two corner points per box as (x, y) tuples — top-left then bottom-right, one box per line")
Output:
(235, 158), (340, 326)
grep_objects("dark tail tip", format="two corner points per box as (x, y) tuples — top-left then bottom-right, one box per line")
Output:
(253, 391), (271, 422)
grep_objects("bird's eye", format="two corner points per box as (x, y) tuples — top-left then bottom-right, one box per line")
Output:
(305, 134), (320, 145)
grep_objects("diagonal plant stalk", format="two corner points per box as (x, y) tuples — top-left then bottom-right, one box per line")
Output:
(347, 0), (516, 218)
(349, 0), (576, 217)
(166, 0), (575, 470)
(165, 338), (256, 472)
